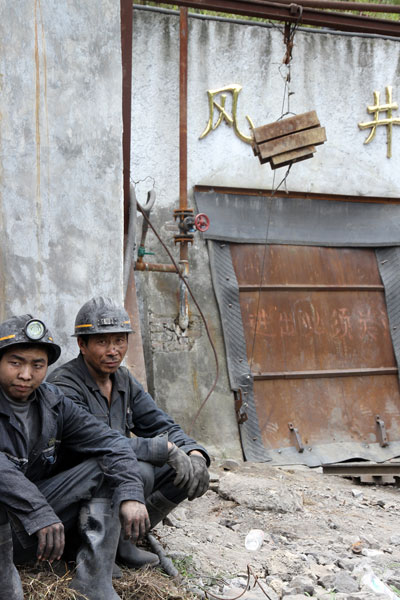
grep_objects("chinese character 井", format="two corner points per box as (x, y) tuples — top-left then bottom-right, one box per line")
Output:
(358, 86), (400, 158)
(199, 84), (254, 144)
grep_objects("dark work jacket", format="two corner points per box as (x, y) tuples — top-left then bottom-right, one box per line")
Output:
(48, 354), (210, 466)
(0, 382), (146, 536)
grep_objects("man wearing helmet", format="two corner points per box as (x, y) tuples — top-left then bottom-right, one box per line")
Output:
(48, 296), (210, 569)
(0, 314), (152, 600)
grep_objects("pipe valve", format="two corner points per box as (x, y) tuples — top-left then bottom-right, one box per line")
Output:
(194, 213), (210, 232)
(176, 213), (210, 234)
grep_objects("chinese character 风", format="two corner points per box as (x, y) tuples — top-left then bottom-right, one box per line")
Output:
(199, 84), (254, 144)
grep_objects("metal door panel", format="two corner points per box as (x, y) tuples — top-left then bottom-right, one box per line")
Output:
(231, 244), (382, 286)
(239, 290), (395, 373)
(254, 376), (400, 450)
(230, 243), (400, 459)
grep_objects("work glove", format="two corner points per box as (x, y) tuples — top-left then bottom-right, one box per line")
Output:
(167, 443), (194, 489)
(187, 454), (210, 501)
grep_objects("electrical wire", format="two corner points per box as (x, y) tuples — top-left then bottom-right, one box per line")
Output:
(202, 565), (274, 600)
(135, 201), (219, 436)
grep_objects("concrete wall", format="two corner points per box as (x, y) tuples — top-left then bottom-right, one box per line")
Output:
(131, 8), (400, 459)
(1, 3), (399, 460)
(0, 0), (123, 363)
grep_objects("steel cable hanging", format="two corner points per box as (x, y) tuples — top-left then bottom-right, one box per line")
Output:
(248, 20), (298, 373)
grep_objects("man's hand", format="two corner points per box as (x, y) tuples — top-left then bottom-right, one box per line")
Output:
(36, 522), (65, 562)
(167, 443), (194, 489)
(187, 452), (209, 501)
(119, 500), (150, 543)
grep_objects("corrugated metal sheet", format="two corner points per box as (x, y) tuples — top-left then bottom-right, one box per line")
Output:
(195, 191), (400, 246)
(377, 247), (400, 384)
(207, 240), (271, 461)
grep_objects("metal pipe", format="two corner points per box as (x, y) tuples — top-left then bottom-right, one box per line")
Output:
(179, 6), (189, 264)
(260, 0), (400, 13)
(123, 184), (138, 296)
(135, 261), (178, 273)
(179, 260), (190, 330)
(121, 0), (133, 235)
(179, 7), (188, 221)
(153, 0), (400, 37)
(179, 7), (190, 330)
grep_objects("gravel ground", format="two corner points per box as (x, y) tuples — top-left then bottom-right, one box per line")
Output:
(153, 460), (400, 600)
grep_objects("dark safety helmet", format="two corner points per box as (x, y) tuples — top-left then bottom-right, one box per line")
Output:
(0, 314), (61, 365)
(73, 297), (133, 337)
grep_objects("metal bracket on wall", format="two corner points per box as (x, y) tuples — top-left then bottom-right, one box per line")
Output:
(288, 422), (304, 453)
(376, 414), (389, 447)
(234, 388), (248, 424)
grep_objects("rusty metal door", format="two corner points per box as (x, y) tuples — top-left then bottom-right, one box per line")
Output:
(231, 244), (400, 455)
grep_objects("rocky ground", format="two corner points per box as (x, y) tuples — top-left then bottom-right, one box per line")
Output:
(152, 459), (400, 600)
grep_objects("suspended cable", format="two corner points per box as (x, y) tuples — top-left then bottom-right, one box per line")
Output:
(248, 21), (297, 372)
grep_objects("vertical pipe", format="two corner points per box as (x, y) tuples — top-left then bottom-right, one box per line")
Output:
(179, 7), (190, 331)
(179, 7), (189, 263)
(121, 0), (133, 236)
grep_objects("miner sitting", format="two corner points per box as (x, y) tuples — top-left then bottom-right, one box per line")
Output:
(48, 296), (210, 568)
(0, 314), (151, 600)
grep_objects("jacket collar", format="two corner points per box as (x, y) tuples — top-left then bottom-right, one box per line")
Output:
(76, 353), (126, 393)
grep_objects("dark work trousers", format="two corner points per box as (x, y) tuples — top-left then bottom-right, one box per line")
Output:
(127, 437), (189, 506)
(0, 458), (110, 564)
(0, 458), (186, 564)
(149, 463), (189, 505)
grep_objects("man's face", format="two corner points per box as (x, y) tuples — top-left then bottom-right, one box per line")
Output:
(78, 333), (128, 377)
(0, 346), (48, 402)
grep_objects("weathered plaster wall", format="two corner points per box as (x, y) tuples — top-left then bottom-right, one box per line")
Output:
(0, 0), (123, 362)
(131, 8), (400, 459)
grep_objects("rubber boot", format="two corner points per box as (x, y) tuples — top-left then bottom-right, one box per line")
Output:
(112, 562), (123, 579)
(116, 460), (158, 569)
(70, 499), (121, 600)
(0, 523), (24, 600)
(117, 531), (159, 568)
(146, 490), (179, 528)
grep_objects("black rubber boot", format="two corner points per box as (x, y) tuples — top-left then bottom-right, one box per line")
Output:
(0, 523), (24, 600)
(70, 499), (121, 600)
(117, 532), (159, 568)
(146, 490), (178, 528)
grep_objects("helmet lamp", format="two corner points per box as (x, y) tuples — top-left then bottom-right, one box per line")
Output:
(25, 319), (46, 341)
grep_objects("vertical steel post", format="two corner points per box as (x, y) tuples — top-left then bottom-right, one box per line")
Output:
(179, 6), (189, 261)
(121, 0), (133, 235)
(178, 7), (190, 330)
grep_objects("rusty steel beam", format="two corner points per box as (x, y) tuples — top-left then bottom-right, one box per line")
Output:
(152, 0), (400, 37)
(253, 367), (399, 379)
(264, 0), (400, 13)
(239, 284), (385, 291)
(121, 0), (133, 235)
(179, 7), (189, 262)
(323, 462), (400, 476)
(194, 185), (400, 204)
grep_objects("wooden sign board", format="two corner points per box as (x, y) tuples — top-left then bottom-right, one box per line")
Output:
(252, 111), (326, 170)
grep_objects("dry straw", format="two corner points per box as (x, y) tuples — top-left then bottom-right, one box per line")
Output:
(19, 563), (194, 600)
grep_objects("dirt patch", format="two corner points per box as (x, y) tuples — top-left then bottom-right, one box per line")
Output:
(154, 461), (400, 599)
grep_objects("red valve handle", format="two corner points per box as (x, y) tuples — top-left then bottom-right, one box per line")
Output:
(194, 213), (210, 232)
